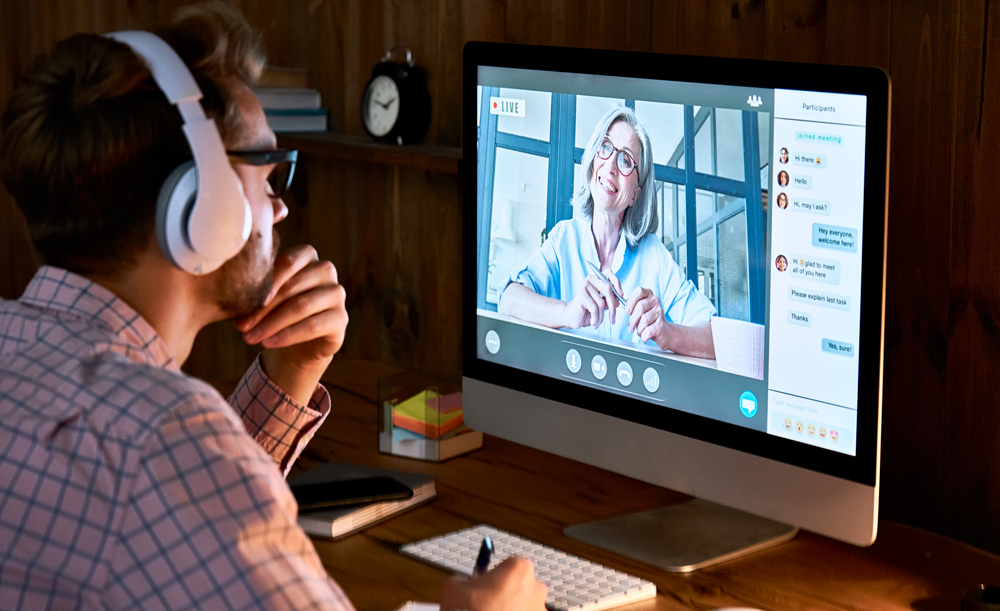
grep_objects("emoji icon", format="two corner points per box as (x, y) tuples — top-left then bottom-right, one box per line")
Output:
(807, 424), (816, 436)
(795, 421), (804, 433)
(819, 426), (827, 438)
(799, 258), (805, 265)
(816, 156), (822, 164)
(831, 430), (839, 442)
(783, 418), (792, 430)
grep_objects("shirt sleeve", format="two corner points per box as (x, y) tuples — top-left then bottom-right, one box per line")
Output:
(103, 396), (355, 611)
(227, 355), (331, 476)
(504, 223), (565, 300)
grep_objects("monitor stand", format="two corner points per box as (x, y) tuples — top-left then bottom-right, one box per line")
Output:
(564, 498), (799, 573)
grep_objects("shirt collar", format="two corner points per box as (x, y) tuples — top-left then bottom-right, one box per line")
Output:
(19, 266), (178, 370)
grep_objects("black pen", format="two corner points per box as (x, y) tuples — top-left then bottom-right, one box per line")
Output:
(473, 536), (493, 577)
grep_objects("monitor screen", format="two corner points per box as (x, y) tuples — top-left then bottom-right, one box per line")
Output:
(465, 46), (888, 488)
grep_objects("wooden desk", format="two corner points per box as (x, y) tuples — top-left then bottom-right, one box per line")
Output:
(291, 359), (1000, 611)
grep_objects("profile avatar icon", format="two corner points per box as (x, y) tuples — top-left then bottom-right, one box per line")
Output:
(778, 170), (790, 187)
(779, 147), (789, 164)
(775, 254), (788, 272)
(777, 192), (789, 210)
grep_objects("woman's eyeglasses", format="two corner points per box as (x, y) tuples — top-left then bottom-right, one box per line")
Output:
(226, 149), (298, 198)
(596, 138), (638, 177)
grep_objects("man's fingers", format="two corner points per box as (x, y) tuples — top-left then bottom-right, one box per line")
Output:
(270, 245), (320, 297)
(260, 308), (347, 352)
(237, 258), (335, 331)
(244, 284), (345, 344)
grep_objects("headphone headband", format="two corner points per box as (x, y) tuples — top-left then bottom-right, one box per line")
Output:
(104, 31), (252, 275)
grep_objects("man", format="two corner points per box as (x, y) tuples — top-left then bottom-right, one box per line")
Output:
(0, 4), (545, 610)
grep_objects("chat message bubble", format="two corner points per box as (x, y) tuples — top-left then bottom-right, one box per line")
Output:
(790, 197), (831, 215)
(789, 253), (840, 284)
(788, 310), (812, 326)
(788, 287), (851, 310)
(792, 174), (813, 189)
(821, 338), (855, 357)
(793, 152), (827, 168)
(812, 223), (858, 252)
(796, 131), (843, 145)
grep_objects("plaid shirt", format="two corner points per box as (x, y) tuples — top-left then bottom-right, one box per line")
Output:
(0, 266), (355, 610)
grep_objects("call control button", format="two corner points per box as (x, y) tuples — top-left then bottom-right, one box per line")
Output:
(616, 362), (633, 387)
(566, 349), (582, 373)
(591, 355), (608, 380)
(485, 330), (500, 354)
(642, 368), (660, 393)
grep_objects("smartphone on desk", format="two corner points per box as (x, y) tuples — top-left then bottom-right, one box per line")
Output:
(291, 477), (413, 512)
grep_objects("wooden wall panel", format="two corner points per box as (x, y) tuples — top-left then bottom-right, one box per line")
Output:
(652, 0), (765, 58)
(3, 0), (1000, 555)
(946, 0), (1000, 552)
(880, 0), (960, 537)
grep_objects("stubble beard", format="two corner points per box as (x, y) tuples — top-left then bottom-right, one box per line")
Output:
(215, 228), (280, 319)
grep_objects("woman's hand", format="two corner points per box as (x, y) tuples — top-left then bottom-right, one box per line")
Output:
(626, 287), (672, 350)
(562, 270), (625, 329)
(440, 557), (547, 611)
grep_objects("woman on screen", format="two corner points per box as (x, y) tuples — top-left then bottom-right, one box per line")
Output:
(498, 107), (717, 358)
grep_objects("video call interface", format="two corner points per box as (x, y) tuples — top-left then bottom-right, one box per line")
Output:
(474, 67), (868, 457)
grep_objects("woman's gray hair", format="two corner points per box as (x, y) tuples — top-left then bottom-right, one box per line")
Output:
(572, 106), (657, 248)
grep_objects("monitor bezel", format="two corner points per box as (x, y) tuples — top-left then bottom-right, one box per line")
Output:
(462, 41), (888, 487)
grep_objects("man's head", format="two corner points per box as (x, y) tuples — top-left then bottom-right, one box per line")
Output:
(0, 2), (283, 318)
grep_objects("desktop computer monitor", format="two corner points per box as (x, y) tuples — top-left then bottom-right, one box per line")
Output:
(462, 42), (889, 567)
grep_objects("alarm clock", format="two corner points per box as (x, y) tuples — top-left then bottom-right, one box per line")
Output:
(361, 47), (431, 145)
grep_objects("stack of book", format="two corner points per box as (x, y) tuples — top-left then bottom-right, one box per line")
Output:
(287, 462), (436, 539)
(253, 68), (327, 133)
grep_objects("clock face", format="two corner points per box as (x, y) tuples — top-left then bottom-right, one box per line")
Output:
(363, 75), (400, 137)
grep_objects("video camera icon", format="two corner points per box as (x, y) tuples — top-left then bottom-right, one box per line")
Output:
(591, 355), (608, 380)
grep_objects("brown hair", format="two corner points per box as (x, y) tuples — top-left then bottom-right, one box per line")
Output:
(0, 2), (266, 275)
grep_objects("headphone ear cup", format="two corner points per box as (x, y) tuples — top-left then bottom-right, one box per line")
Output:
(156, 160), (198, 271)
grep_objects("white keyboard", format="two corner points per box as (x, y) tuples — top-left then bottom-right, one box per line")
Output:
(399, 524), (656, 611)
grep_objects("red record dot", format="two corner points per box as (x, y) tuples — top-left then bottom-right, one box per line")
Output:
(493, 102), (497, 109)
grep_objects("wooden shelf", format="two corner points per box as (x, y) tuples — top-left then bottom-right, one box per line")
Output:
(276, 132), (462, 174)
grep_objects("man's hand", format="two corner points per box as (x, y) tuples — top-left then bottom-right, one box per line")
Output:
(440, 557), (547, 611)
(235, 245), (348, 405)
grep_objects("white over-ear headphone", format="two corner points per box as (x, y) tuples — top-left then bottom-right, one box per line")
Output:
(105, 31), (252, 275)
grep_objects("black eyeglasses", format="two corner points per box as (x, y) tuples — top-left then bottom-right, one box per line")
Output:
(226, 149), (298, 198)
(597, 138), (638, 177)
